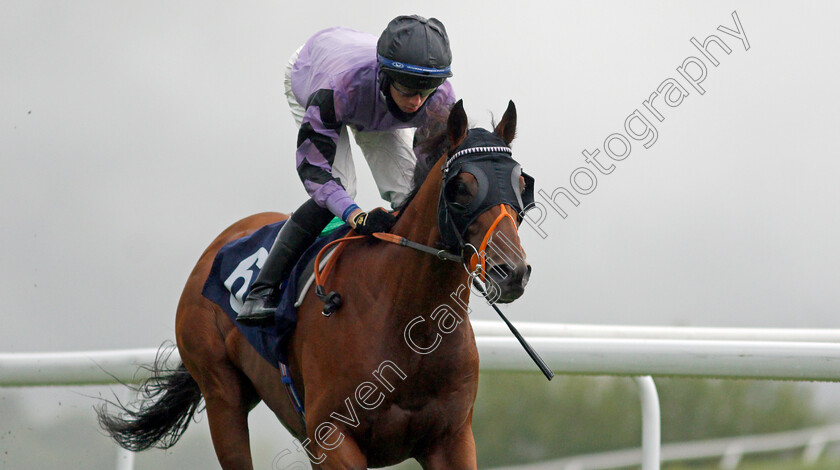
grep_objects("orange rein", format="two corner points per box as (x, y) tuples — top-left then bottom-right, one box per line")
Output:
(313, 232), (409, 293)
(313, 204), (518, 296)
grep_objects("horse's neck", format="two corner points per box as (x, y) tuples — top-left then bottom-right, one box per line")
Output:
(334, 157), (476, 388)
(392, 162), (445, 251)
(393, 158), (462, 278)
(387, 158), (472, 328)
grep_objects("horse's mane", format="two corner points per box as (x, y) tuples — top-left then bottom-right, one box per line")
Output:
(395, 106), (453, 213)
(396, 104), (511, 214)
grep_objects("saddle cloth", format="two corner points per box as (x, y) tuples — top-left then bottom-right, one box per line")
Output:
(201, 219), (351, 367)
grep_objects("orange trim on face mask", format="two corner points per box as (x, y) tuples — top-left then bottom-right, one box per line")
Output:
(469, 205), (518, 281)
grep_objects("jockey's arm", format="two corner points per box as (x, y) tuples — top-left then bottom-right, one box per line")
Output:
(295, 89), (362, 224)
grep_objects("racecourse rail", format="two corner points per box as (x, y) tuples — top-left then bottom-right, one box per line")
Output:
(3, 320), (840, 470)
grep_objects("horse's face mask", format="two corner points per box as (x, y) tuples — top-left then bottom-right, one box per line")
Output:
(438, 128), (535, 252)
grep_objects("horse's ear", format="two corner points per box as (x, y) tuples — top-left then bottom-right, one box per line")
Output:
(447, 100), (468, 151)
(494, 100), (517, 145)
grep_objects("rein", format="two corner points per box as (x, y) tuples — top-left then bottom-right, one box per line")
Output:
(312, 133), (527, 313)
(312, 230), (463, 316)
(374, 232), (463, 262)
(308, 218), (555, 381)
(306, 144), (553, 379)
(307, 101), (554, 379)
(314, 232), (461, 287)
(311, 202), (515, 315)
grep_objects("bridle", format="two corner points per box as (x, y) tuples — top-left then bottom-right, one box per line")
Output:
(437, 130), (534, 280)
(462, 205), (519, 281)
(311, 116), (554, 380)
(313, 129), (534, 314)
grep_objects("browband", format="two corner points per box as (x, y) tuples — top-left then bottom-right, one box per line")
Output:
(444, 146), (512, 173)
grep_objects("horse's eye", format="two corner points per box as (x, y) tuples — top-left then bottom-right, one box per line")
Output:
(446, 179), (474, 206)
(456, 182), (470, 196)
(519, 176), (526, 194)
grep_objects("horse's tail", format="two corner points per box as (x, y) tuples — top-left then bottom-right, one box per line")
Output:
(95, 343), (203, 451)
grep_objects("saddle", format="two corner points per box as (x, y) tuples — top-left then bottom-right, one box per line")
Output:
(201, 218), (352, 368)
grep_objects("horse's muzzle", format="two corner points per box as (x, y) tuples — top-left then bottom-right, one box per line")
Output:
(487, 263), (531, 303)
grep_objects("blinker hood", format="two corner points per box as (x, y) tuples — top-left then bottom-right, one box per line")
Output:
(438, 128), (535, 251)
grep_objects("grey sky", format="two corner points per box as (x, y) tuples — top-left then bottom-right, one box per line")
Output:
(2, 0), (840, 467)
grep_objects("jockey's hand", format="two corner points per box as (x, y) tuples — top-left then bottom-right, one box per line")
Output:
(352, 208), (397, 236)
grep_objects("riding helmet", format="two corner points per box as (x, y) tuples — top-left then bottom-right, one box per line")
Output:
(377, 15), (453, 90)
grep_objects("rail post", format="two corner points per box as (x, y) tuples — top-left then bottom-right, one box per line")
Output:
(635, 376), (660, 470)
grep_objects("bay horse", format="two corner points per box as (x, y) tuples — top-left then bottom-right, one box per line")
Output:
(97, 100), (532, 469)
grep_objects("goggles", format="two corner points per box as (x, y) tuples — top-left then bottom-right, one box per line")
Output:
(390, 80), (438, 98)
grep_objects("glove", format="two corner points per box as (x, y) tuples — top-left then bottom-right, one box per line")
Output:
(353, 208), (397, 236)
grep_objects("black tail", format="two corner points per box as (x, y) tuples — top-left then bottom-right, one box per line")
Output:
(95, 343), (203, 451)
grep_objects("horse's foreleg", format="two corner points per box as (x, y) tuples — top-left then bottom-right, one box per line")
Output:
(417, 425), (478, 470)
(307, 431), (367, 470)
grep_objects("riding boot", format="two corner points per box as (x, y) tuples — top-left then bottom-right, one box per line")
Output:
(236, 200), (334, 326)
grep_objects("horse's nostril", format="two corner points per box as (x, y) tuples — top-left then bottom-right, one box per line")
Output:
(489, 264), (511, 278)
(488, 264), (531, 286)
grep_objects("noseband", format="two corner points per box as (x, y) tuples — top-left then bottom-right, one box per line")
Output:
(464, 205), (519, 280)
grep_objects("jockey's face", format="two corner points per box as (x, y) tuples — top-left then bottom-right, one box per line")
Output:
(389, 82), (431, 114)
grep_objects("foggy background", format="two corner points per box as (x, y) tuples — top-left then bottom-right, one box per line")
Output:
(2, 0), (839, 468)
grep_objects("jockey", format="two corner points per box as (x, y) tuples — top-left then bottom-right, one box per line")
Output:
(237, 15), (457, 325)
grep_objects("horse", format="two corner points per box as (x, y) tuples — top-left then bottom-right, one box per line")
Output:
(97, 99), (532, 469)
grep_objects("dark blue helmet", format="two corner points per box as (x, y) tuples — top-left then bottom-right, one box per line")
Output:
(377, 15), (453, 90)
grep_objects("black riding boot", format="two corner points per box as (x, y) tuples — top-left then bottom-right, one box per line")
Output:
(235, 199), (334, 326)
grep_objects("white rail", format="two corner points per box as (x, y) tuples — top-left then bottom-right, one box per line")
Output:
(471, 319), (840, 342)
(497, 423), (840, 470)
(4, 333), (840, 386)
(0, 348), (165, 387)
(2, 321), (840, 470)
(476, 336), (840, 381)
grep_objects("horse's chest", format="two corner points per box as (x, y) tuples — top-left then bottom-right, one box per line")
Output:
(360, 389), (476, 465)
(318, 361), (476, 464)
